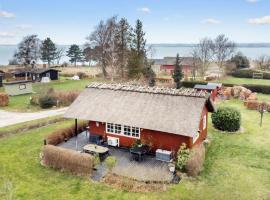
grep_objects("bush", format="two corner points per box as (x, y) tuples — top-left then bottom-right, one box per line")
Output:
(42, 145), (94, 176)
(38, 95), (57, 109)
(77, 72), (88, 79)
(186, 144), (205, 177)
(176, 143), (190, 171)
(230, 69), (270, 79)
(211, 107), (241, 132)
(46, 122), (87, 145)
(0, 93), (9, 107)
(105, 156), (117, 170)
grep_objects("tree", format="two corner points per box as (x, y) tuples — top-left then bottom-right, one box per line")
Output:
(115, 18), (131, 78)
(14, 34), (41, 65)
(143, 59), (156, 87)
(41, 37), (57, 67)
(83, 47), (93, 66)
(190, 49), (201, 80)
(127, 19), (147, 78)
(193, 38), (214, 77)
(257, 55), (270, 71)
(66, 44), (83, 66)
(172, 53), (184, 89)
(213, 34), (235, 75)
(230, 52), (250, 69)
(86, 17), (116, 78)
(55, 48), (65, 65)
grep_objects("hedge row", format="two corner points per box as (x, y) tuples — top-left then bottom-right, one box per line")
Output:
(42, 145), (94, 176)
(230, 69), (270, 79)
(45, 122), (87, 145)
(182, 81), (270, 94)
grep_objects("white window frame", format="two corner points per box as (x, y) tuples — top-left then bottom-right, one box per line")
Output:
(106, 122), (140, 139)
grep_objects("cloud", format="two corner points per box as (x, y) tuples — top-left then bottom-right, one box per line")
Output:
(0, 10), (15, 18)
(0, 32), (16, 37)
(248, 15), (270, 24)
(246, 0), (259, 3)
(202, 18), (221, 24)
(137, 7), (151, 14)
(16, 24), (32, 30)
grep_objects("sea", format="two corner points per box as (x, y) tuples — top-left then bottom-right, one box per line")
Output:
(1, 44), (270, 66)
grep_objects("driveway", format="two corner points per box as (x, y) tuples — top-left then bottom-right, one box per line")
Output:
(0, 107), (68, 128)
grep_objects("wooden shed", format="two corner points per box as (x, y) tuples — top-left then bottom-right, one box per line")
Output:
(64, 83), (215, 154)
(4, 80), (33, 96)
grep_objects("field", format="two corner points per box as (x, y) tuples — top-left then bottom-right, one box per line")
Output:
(0, 99), (269, 200)
(0, 78), (94, 112)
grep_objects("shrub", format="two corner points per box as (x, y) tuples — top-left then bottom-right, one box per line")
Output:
(105, 156), (117, 170)
(38, 95), (57, 109)
(42, 145), (94, 176)
(176, 143), (190, 171)
(186, 144), (205, 177)
(77, 72), (88, 79)
(0, 93), (9, 107)
(211, 107), (241, 132)
(46, 122), (87, 145)
(230, 69), (270, 79)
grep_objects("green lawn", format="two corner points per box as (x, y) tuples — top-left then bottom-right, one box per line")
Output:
(218, 76), (270, 86)
(0, 99), (269, 199)
(0, 78), (93, 112)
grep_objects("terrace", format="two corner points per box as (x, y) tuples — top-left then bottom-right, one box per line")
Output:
(58, 132), (175, 183)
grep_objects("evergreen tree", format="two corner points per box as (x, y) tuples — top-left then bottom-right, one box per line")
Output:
(143, 59), (156, 87)
(66, 44), (83, 66)
(173, 53), (183, 89)
(230, 52), (250, 69)
(115, 18), (131, 78)
(41, 37), (57, 67)
(127, 19), (146, 78)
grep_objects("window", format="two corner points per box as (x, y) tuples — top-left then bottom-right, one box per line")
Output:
(106, 123), (114, 133)
(106, 123), (140, 138)
(123, 125), (131, 136)
(19, 84), (26, 90)
(203, 115), (207, 130)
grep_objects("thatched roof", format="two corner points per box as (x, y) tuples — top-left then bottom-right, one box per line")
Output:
(64, 83), (215, 137)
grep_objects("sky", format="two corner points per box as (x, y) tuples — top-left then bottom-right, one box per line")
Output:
(0, 0), (270, 45)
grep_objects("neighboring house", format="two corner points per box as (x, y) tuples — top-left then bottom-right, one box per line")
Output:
(64, 83), (215, 154)
(151, 57), (197, 76)
(12, 68), (60, 82)
(194, 83), (222, 101)
(4, 80), (33, 96)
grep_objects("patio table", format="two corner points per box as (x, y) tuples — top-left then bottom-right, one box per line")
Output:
(83, 144), (109, 155)
(130, 145), (149, 162)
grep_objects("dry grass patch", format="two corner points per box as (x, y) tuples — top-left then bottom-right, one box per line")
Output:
(102, 173), (168, 193)
(186, 144), (206, 177)
(59, 66), (101, 78)
(42, 145), (94, 177)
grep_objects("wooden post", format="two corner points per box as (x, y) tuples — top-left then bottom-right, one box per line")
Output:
(75, 119), (78, 136)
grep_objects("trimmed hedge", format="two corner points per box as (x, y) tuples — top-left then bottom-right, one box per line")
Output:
(230, 69), (270, 79)
(42, 145), (94, 176)
(182, 81), (270, 94)
(211, 107), (241, 132)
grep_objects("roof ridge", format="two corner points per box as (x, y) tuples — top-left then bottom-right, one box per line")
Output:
(86, 82), (208, 98)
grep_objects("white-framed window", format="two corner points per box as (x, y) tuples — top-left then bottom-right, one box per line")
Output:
(106, 122), (140, 139)
(203, 115), (207, 130)
(19, 84), (26, 90)
(106, 123), (114, 133)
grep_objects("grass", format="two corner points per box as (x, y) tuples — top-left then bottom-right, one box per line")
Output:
(0, 77), (93, 112)
(218, 76), (270, 86)
(0, 99), (269, 199)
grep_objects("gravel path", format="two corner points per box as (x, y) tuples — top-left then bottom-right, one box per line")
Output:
(0, 108), (68, 128)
